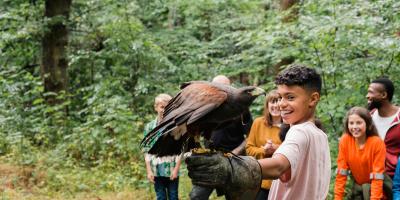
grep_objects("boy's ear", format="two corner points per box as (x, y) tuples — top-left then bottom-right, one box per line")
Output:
(309, 92), (320, 107)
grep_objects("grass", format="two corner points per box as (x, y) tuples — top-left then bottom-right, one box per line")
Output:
(0, 152), (341, 200)
(0, 160), (224, 200)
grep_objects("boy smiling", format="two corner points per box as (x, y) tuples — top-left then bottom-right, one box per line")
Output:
(261, 65), (331, 200)
(185, 65), (331, 200)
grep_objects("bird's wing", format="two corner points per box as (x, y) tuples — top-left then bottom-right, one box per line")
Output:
(163, 81), (212, 118)
(163, 82), (227, 124)
(140, 82), (228, 156)
(186, 96), (225, 125)
(179, 81), (209, 90)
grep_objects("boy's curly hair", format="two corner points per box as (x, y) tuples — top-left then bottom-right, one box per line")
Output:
(275, 64), (322, 94)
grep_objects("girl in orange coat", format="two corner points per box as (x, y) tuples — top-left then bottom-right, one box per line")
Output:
(246, 90), (282, 200)
(334, 107), (386, 200)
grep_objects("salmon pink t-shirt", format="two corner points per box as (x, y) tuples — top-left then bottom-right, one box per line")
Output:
(268, 121), (331, 200)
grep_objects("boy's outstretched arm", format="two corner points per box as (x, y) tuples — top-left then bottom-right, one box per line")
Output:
(258, 154), (291, 179)
(185, 152), (290, 199)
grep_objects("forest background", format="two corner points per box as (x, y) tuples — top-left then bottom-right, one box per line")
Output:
(0, 0), (399, 199)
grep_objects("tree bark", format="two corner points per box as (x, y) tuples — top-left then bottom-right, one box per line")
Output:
(270, 0), (298, 75)
(270, 57), (295, 76)
(168, 3), (176, 29)
(280, 0), (298, 10)
(41, 0), (72, 105)
(280, 0), (299, 22)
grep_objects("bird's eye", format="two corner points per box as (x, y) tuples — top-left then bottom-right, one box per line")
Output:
(245, 89), (253, 94)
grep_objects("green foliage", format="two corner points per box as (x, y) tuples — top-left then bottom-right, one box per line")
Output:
(0, 67), (73, 148)
(1, 0), (400, 198)
(64, 79), (139, 164)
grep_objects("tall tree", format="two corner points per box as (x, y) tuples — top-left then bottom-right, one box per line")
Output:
(41, 0), (72, 105)
(271, 0), (298, 74)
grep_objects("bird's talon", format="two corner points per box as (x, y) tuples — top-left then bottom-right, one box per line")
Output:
(192, 148), (215, 155)
(223, 152), (233, 157)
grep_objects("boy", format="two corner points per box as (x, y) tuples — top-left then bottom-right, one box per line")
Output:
(144, 93), (181, 200)
(186, 65), (331, 200)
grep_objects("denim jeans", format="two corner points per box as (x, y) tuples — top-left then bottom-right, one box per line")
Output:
(154, 176), (179, 200)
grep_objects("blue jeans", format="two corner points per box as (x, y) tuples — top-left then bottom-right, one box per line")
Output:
(154, 176), (179, 200)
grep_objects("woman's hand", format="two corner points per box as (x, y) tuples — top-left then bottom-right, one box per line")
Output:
(263, 140), (278, 157)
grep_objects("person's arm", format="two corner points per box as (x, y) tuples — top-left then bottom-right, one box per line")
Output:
(232, 111), (253, 155)
(258, 154), (291, 179)
(232, 140), (246, 155)
(334, 136), (349, 200)
(143, 122), (155, 183)
(394, 156), (400, 200)
(369, 140), (386, 200)
(245, 120), (266, 159)
(144, 154), (155, 183)
(170, 156), (181, 180)
(185, 124), (304, 198)
(258, 125), (308, 180)
(242, 110), (253, 133)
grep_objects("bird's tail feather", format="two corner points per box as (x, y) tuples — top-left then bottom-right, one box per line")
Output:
(140, 120), (175, 151)
(148, 134), (200, 157)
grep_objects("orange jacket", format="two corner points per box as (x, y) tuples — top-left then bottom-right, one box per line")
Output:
(246, 117), (281, 189)
(334, 134), (386, 200)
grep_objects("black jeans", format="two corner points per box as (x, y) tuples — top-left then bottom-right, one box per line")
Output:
(255, 188), (269, 200)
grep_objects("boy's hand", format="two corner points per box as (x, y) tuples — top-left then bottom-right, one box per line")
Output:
(186, 152), (262, 199)
(279, 168), (291, 183)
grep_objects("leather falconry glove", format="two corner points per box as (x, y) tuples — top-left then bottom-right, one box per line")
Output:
(186, 152), (262, 200)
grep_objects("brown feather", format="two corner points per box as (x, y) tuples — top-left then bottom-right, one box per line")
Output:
(140, 81), (265, 156)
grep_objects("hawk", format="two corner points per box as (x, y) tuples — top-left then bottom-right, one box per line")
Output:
(140, 81), (265, 156)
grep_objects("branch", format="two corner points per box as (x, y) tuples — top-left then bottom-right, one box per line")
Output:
(313, 44), (328, 96)
(383, 52), (396, 74)
(328, 112), (338, 136)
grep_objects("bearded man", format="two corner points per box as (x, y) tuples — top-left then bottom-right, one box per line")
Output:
(366, 77), (400, 182)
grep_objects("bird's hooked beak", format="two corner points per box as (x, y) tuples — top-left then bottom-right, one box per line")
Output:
(251, 87), (266, 97)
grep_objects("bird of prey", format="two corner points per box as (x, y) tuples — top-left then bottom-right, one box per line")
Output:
(140, 81), (265, 156)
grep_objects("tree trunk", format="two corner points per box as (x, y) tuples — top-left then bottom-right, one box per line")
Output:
(41, 0), (72, 105)
(269, 0), (298, 75)
(280, 0), (298, 10)
(168, 3), (176, 29)
(280, 0), (299, 22)
(270, 57), (295, 77)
